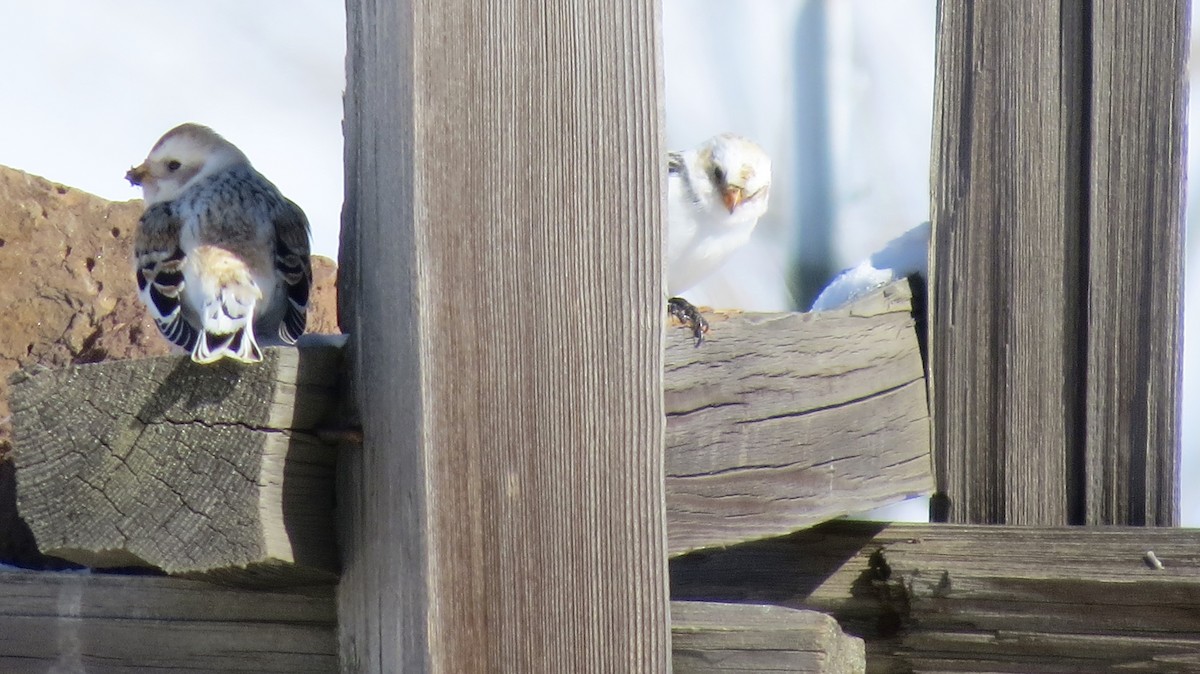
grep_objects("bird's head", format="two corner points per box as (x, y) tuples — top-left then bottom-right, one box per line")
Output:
(697, 133), (771, 223)
(126, 123), (249, 205)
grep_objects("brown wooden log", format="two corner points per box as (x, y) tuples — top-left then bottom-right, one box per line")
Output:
(665, 280), (932, 555)
(672, 520), (1200, 672)
(9, 342), (343, 585)
(672, 601), (865, 674)
(0, 569), (336, 672)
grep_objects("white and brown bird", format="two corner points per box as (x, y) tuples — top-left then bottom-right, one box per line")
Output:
(666, 133), (772, 344)
(126, 123), (312, 363)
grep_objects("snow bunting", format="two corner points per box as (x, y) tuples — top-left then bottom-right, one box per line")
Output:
(809, 221), (929, 312)
(126, 123), (312, 364)
(667, 133), (771, 344)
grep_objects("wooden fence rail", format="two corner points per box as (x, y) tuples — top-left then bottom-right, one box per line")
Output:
(673, 520), (1200, 673)
(10, 282), (930, 582)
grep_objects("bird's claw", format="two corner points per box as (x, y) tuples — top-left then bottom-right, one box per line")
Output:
(668, 296), (709, 347)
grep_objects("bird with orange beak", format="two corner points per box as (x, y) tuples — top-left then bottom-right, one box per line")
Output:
(126, 123), (312, 363)
(666, 133), (771, 344)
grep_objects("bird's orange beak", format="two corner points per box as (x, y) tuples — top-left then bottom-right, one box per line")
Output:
(125, 164), (149, 187)
(722, 185), (746, 213)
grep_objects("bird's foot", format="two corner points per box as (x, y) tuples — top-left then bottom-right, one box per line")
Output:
(667, 296), (709, 347)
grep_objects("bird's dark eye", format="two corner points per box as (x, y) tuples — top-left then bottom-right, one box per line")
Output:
(712, 165), (725, 185)
(167, 160), (182, 172)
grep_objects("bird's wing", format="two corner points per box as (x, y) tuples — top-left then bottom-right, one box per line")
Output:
(272, 198), (312, 343)
(668, 151), (686, 175)
(134, 202), (199, 352)
(810, 222), (931, 312)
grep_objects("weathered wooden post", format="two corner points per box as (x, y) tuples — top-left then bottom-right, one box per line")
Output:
(338, 0), (671, 671)
(929, 1), (1189, 525)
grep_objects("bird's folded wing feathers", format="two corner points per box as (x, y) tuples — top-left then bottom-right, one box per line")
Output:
(273, 199), (312, 344)
(667, 151), (685, 175)
(135, 203), (199, 352)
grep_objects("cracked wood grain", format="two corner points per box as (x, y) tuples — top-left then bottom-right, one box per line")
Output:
(664, 280), (932, 556)
(9, 343), (343, 585)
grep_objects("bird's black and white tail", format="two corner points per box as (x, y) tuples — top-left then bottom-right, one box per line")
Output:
(187, 246), (264, 364)
(191, 284), (263, 364)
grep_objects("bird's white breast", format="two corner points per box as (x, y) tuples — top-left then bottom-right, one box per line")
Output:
(666, 171), (757, 296)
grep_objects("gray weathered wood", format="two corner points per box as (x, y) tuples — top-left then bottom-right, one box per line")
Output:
(3, 569), (892, 674)
(672, 601), (865, 674)
(1084, 1), (1189, 526)
(665, 281), (931, 555)
(672, 521), (1200, 672)
(9, 282), (926, 581)
(929, 2), (1187, 525)
(9, 344), (341, 584)
(0, 569), (336, 672)
(340, 0), (670, 671)
(929, 1), (1086, 525)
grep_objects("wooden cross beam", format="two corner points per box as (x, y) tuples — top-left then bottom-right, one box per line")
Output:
(10, 281), (930, 577)
(673, 520), (1200, 671)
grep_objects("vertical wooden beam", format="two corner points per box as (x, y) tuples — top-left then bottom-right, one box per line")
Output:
(929, 2), (1087, 525)
(339, 0), (670, 672)
(930, 1), (1188, 526)
(1086, 1), (1189, 526)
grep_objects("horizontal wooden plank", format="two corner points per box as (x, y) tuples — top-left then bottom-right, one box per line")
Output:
(672, 521), (1200, 672)
(9, 343), (343, 584)
(665, 281), (932, 555)
(0, 569), (335, 673)
(3, 569), (883, 674)
(672, 601), (864, 673)
(11, 285), (927, 574)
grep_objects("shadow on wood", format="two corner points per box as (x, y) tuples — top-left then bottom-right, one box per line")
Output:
(665, 280), (932, 555)
(672, 520), (1200, 672)
(9, 343), (343, 586)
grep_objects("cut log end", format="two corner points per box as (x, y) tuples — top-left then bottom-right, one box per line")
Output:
(9, 344), (344, 587)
